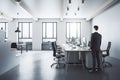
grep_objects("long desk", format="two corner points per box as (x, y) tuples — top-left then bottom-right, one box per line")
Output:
(62, 44), (92, 70)
(62, 44), (91, 52)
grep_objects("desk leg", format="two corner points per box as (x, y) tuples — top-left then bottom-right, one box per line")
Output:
(26, 44), (28, 52)
(73, 52), (76, 65)
(66, 52), (68, 72)
(21, 45), (22, 54)
(81, 52), (87, 69)
(65, 51), (69, 72)
(82, 52), (94, 70)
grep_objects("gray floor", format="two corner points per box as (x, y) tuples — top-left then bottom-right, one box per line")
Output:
(0, 51), (120, 80)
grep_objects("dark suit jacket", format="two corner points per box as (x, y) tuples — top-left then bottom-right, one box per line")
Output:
(90, 32), (102, 52)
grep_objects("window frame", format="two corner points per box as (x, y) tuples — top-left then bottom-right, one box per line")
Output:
(0, 22), (8, 39)
(18, 22), (32, 39)
(42, 22), (57, 42)
(66, 22), (81, 39)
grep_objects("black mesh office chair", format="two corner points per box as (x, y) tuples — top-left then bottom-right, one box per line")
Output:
(51, 42), (65, 68)
(11, 42), (17, 48)
(102, 42), (112, 68)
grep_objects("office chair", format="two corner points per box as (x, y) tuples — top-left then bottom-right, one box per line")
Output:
(11, 42), (17, 48)
(51, 42), (65, 68)
(102, 42), (112, 68)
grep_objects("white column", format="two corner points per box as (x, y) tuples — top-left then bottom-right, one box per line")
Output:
(8, 21), (17, 42)
(32, 21), (42, 50)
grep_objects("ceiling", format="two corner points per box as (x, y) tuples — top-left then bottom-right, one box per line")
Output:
(0, 0), (117, 20)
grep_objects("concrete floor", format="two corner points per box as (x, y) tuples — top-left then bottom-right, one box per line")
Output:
(0, 51), (120, 80)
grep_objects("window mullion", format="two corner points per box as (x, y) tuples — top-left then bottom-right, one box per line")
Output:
(22, 23), (23, 39)
(76, 23), (78, 38)
(52, 23), (54, 38)
(29, 23), (30, 38)
(45, 23), (47, 38)
(69, 23), (70, 38)
(5, 23), (6, 38)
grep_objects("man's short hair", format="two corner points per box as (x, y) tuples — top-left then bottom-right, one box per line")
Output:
(94, 25), (98, 31)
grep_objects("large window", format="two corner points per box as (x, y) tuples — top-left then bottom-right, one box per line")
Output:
(0, 22), (8, 39)
(42, 22), (57, 42)
(66, 22), (81, 39)
(18, 22), (32, 42)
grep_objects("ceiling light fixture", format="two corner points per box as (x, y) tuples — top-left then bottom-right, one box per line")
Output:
(15, 12), (21, 43)
(66, 13), (68, 16)
(67, 7), (69, 11)
(15, 0), (21, 3)
(15, 0), (21, 5)
(77, 7), (80, 11)
(69, 0), (71, 4)
(0, 11), (13, 21)
(82, 0), (85, 4)
(14, 0), (38, 21)
(74, 12), (76, 16)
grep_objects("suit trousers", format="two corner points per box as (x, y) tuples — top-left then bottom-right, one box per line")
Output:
(91, 51), (101, 70)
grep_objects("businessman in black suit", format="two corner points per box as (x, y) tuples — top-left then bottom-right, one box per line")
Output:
(90, 25), (102, 72)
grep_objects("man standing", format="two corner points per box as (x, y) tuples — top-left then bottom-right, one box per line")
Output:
(90, 25), (102, 72)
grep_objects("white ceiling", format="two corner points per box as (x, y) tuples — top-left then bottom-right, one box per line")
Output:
(0, 0), (116, 19)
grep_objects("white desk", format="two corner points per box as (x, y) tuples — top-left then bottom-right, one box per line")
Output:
(62, 44), (103, 70)
(62, 44), (90, 52)
(62, 44), (92, 70)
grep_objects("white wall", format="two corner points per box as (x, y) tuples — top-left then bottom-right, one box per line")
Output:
(32, 18), (91, 50)
(57, 21), (66, 45)
(81, 20), (92, 43)
(92, 2), (120, 60)
(8, 21), (17, 42)
(1, 18), (92, 50)
(63, 19), (92, 44)
(0, 42), (19, 76)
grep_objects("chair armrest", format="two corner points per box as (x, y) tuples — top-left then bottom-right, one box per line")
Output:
(56, 45), (61, 49)
(101, 50), (107, 52)
(56, 46), (64, 54)
(56, 45), (62, 51)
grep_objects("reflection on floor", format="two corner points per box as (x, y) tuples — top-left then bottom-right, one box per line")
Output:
(0, 51), (120, 80)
